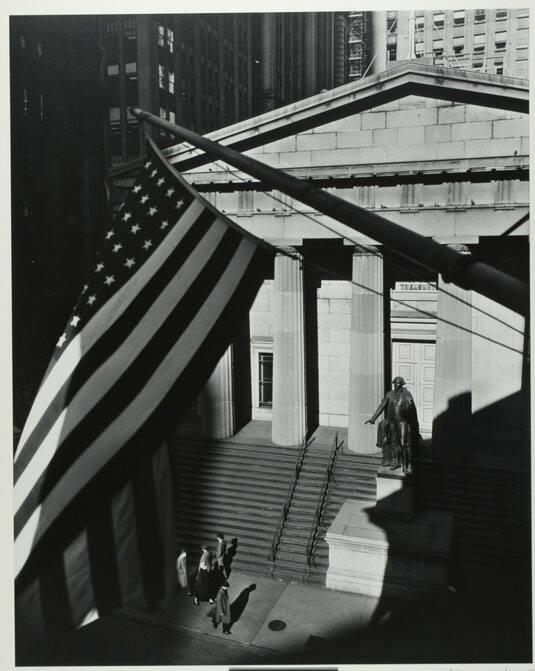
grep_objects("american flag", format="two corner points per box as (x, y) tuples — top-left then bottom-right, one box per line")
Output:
(14, 138), (274, 641)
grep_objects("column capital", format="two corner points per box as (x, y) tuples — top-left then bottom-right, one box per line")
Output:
(351, 244), (382, 258)
(446, 243), (471, 255)
(275, 245), (301, 257)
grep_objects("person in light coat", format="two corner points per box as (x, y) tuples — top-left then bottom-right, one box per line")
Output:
(176, 549), (189, 593)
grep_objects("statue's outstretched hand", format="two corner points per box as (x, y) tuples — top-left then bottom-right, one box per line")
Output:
(364, 419), (374, 425)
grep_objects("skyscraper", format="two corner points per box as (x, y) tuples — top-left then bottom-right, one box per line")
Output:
(10, 15), (107, 427)
(355, 8), (529, 78)
(102, 12), (349, 169)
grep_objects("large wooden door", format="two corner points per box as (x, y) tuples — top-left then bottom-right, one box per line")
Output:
(392, 340), (435, 436)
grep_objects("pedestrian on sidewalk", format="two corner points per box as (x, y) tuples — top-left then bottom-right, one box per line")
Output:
(213, 532), (228, 578)
(193, 545), (214, 605)
(211, 581), (232, 635)
(176, 549), (190, 594)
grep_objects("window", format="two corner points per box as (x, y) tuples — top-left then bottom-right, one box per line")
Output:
(494, 59), (504, 75)
(158, 63), (166, 88)
(159, 106), (167, 120)
(166, 27), (174, 53)
(472, 59), (483, 70)
(169, 110), (175, 124)
(495, 9), (508, 21)
(125, 61), (137, 79)
(415, 40), (424, 57)
(453, 10), (465, 27)
(106, 19), (118, 34)
(495, 31), (507, 51)
(39, 92), (45, 121)
(109, 107), (121, 127)
(124, 17), (136, 39)
(107, 63), (119, 76)
(453, 36), (464, 55)
(258, 353), (273, 408)
(516, 8), (529, 18)
(415, 15), (424, 31)
(386, 11), (397, 33)
(36, 42), (43, 59)
(168, 69), (175, 93)
(433, 13), (445, 29)
(433, 38), (444, 57)
(23, 88), (29, 117)
(157, 23), (165, 47)
(473, 33), (486, 54)
(517, 28), (529, 47)
(387, 42), (397, 61)
(474, 9), (485, 22)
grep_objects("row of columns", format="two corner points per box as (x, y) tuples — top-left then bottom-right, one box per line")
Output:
(202, 245), (473, 462)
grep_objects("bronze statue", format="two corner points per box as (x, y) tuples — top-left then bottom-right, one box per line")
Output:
(365, 376), (419, 474)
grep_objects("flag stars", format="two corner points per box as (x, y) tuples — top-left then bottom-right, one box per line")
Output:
(175, 199), (184, 209)
(122, 211), (132, 222)
(57, 333), (67, 348)
(150, 169), (158, 178)
(133, 185), (142, 193)
(112, 243), (123, 253)
(131, 224), (141, 235)
(143, 240), (153, 251)
(105, 230), (115, 240)
(125, 257), (136, 269)
(148, 206), (158, 217)
(104, 275), (116, 286)
(166, 188), (175, 197)
(70, 315), (81, 327)
(82, 284), (89, 294)
(87, 294), (97, 306)
(157, 177), (165, 186)
(144, 160), (152, 169)
(95, 262), (105, 273)
(160, 220), (169, 230)
(140, 195), (149, 204)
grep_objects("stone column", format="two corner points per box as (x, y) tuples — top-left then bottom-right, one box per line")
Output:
(201, 346), (235, 439)
(432, 245), (472, 463)
(348, 247), (384, 454)
(272, 250), (306, 446)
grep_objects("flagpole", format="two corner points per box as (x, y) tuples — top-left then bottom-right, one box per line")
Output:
(130, 107), (528, 316)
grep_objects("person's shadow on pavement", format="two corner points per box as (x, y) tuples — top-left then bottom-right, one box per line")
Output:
(225, 538), (239, 578)
(229, 584), (256, 624)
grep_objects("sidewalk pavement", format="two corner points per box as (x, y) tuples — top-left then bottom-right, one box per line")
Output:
(119, 569), (380, 654)
(16, 568), (532, 667)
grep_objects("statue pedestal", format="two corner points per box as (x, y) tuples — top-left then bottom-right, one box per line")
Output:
(325, 475), (453, 598)
(375, 466), (413, 520)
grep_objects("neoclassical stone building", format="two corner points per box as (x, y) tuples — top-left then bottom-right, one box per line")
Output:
(160, 62), (529, 468)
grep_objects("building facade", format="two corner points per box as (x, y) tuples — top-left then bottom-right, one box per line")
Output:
(102, 12), (348, 171)
(361, 8), (529, 78)
(10, 16), (107, 428)
(164, 63), (529, 469)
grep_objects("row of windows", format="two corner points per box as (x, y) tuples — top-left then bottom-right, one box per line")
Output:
(414, 8), (513, 31)
(107, 61), (137, 78)
(105, 17), (136, 39)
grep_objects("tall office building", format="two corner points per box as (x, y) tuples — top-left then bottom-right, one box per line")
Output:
(10, 15), (107, 427)
(357, 8), (529, 78)
(101, 13), (256, 167)
(102, 13), (348, 169)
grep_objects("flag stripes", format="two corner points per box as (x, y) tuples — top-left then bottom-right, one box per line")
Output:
(15, 137), (274, 640)
(14, 201), (212, 479)
(14, 223), (242, 534)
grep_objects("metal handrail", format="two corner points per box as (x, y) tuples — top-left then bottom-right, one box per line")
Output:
(305, 433), (344, 571)
(267, 436), (314, 565)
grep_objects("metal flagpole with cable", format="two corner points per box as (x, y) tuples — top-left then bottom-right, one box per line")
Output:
(130, 107), (529, 317)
